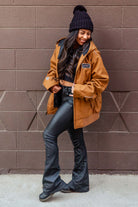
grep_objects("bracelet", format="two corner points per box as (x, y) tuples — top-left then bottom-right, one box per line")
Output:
(72, 83), (75, 93)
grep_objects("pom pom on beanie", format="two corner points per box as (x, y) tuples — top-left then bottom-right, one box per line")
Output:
(73, 5), (87, 14)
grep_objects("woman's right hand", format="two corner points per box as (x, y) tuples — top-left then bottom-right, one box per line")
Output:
(51, 85), (62, 93)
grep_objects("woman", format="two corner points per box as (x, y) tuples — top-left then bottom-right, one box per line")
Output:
(39, 5), (109, 202)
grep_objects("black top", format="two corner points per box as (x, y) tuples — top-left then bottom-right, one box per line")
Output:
(64, 44), (83, 83)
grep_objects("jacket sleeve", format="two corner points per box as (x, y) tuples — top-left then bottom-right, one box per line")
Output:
(73, 50), (109, 99)
(42, 46), (59, 91)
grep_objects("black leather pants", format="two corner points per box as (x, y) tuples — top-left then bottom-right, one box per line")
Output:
(42, 87), (89, 192)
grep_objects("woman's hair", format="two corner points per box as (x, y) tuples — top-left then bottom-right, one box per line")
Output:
(57, 30), (92, 80)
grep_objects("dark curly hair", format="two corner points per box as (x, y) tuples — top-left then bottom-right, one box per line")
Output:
(57, 30), (92, 80)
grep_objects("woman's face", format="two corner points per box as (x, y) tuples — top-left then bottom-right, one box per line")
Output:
(76, 29), (91, 45)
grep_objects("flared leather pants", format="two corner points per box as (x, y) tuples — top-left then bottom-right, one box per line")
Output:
(42, 88), (89, 192)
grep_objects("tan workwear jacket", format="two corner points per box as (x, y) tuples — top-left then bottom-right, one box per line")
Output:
(43, 37), (109, 129)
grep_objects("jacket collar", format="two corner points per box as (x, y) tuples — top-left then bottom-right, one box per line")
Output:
(57, 38), (66, 59)
(84, 40), (97, 55)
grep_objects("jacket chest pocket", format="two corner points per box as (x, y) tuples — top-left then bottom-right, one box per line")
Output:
(80, 63), (92, 82)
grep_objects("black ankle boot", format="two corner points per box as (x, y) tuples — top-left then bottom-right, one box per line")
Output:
(39, 180), (67, 202)
(39, 191), (53, 202)
(61, 180), (89, 193)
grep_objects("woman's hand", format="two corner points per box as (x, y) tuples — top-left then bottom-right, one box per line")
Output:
(51, 85), (62, 93)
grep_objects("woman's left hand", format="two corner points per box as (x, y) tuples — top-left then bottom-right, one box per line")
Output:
(51, 85), (62, 93)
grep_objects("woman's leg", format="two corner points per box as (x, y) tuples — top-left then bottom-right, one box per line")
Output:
(66, 126), (89, 192)
(42, 96), (73, 192)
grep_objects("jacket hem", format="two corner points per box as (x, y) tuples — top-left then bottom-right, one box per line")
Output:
(74, 113), (100, 129)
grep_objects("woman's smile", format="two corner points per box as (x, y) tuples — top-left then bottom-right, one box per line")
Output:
(80, 40), (86, 44)
(76, 29), (91, 45)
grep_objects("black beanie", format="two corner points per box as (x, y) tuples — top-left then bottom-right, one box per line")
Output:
(69, 5), (93, 33)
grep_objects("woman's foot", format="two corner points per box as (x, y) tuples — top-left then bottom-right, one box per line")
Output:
(39, 180), (67, 202)
(39, 191), (54, 202)
(61, 180), (89, 193)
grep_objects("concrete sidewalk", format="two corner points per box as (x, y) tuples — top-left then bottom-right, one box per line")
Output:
(0, 174), (138, 207)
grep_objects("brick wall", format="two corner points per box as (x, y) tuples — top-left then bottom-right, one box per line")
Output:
(0, 0), (138, 174)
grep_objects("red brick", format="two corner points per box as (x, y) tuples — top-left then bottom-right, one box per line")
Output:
(37, 114), (45, 130)
(36, 6), (122, 28)
(36, 28), (67, 49)
(36, 6), (72, 28)
(98, 152), (138, 170)
(0, 0), (11, 5)
(0, 118), (5, 130)
(16, 71), (46, 90)
(37, 112), (53, 130)
(29, 113), (37, 130)
(16, 49), (52, 69)
(0, 71), (16, 90)
(37, 91), (49, 111)
(0, 92), (35, 111)
(88, 6), (122, 28)
(121, 92), (138, 112)
(0, 50), (14, 69)
(113, 92), (129, 109)
(0, 132), (16, 150)
(59, 152), (74, 169)
(0, 7), (35, 28)
(13, 0), (124, 6)
(124, 0), (138, 5)
(23, 90), (48, 111)
(27, 91), (37, 108)
(110, 114), (128, 132)
(98, 133), (138, 151)
(0, 151), (16, 168)
(0, 112), (36, 131)
(0, 29), (35, 48)
(17, 151), (45, 169)
(17, 132), (44, 150)
(121, 113), (138, 132)
(87, 152), (98, 169)
(84, 113), (118, 132)
(102, 91), (118, 112)
(108, 71), (138, 91)
(122, 29), (138, 49)
(93, 28), (122, 50)
(123, 7), (138, 27)
(102, 50), (138, 71)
